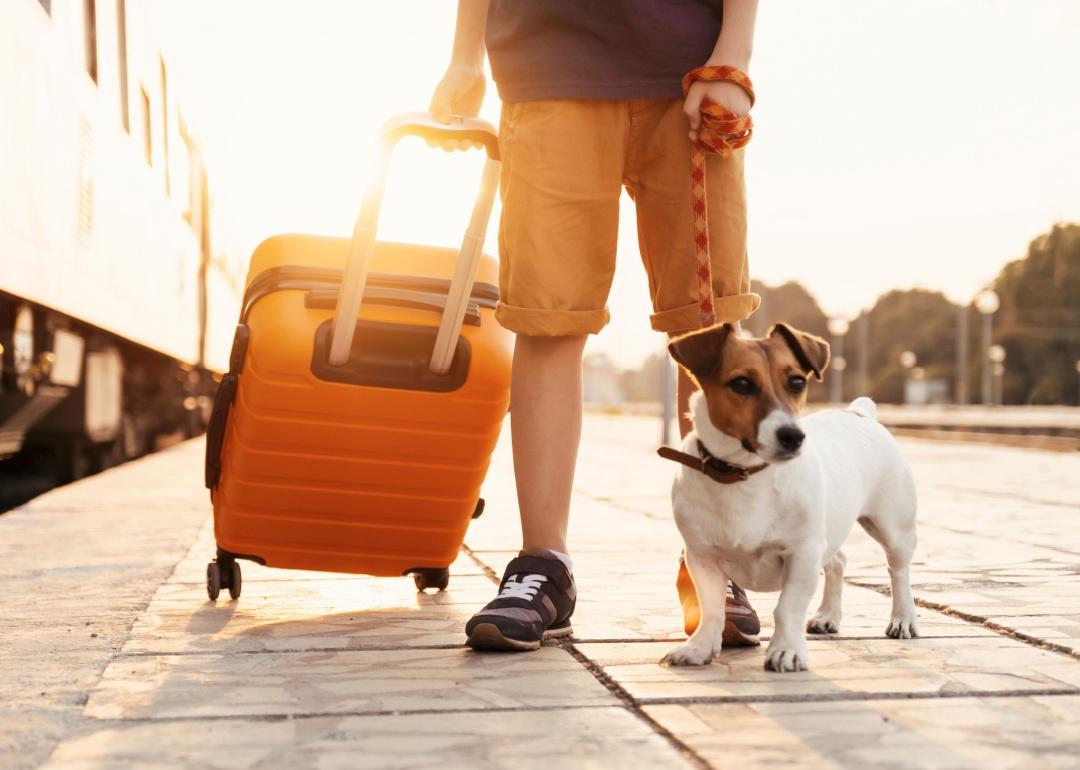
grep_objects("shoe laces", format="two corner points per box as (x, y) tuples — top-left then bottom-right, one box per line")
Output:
(497, 573), (548, 601)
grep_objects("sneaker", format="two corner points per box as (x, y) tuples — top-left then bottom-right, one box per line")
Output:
(466, 552), (576, 651)
(676, 556), (761, 646)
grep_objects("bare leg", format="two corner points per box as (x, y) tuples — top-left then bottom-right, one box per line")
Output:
(765, 552), (820, 672)
(807, 550), (846, 634)
(511, 334), (588, 555)
(676, 364), (695, 439)
(663, 548), (728, 665)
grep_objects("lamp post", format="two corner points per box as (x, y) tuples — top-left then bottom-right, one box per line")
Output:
(1076, 360), (1080, 407)
(856, 315), (870, 397)
(974, 289), (1000, 406)
(827, 317), (849, 404)
(988, 344), (1006, 406)
(660, 347), (675, 447)
(899, 350), (917, 404)
(955, 304), (969, 405)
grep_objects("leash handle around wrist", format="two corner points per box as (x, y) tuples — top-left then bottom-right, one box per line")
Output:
(682, 65), (756, 327)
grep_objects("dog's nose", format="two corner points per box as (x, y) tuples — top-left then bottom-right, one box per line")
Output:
(776, 425), (805, 452)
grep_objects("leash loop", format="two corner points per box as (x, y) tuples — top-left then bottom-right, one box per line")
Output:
(682, 65), (756, 327)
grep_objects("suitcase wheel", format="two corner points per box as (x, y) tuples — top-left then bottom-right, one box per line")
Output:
(228, 561), (243, 600)
(413, 568), (450, 592)
(206, 562), (221, 601)
(206, 559), (243, 601)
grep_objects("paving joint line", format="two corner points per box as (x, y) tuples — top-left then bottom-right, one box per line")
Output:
(115, 643), (470, 657)
(560, 640), (714, 770)
(461, 544), (500, 584)
(464, 544), (713, 768)
(847, 579), (1080, 661)
(635, 687), (1080, 707)
(85, 703), (628, 726)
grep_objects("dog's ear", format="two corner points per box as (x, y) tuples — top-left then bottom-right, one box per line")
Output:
(668, 324), (733, 380)
(769, 323), (830, 381)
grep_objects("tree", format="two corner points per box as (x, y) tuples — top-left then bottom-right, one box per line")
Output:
(992, 224), (1080, 404)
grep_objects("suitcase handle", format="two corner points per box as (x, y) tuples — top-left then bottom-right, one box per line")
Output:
(327, 112), (500, 374)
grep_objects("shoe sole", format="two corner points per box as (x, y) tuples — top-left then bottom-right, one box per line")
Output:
(466, 622), (573, 652)
(723, 619), (761, 647)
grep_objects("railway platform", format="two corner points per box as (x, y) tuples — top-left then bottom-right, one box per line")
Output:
(3, 414), (1080, 769)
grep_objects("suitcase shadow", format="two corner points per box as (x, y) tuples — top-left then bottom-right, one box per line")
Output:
(227, 605), (470, 650)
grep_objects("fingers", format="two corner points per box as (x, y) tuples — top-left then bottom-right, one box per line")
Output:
(683, 88), (704, 142)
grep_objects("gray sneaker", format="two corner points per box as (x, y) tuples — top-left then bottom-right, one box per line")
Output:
(466, 552), (576, 651)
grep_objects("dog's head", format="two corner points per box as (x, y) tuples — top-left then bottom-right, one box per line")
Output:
(669, 323), (830, 462)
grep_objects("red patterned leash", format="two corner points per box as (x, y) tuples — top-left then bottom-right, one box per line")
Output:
(682, 66), (756, 327)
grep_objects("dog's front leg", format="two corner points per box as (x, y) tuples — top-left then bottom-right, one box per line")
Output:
(662, 549), (727, 666)
(765, 551), (820, 672)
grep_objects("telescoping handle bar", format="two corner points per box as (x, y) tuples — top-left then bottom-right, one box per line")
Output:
(327, 113), (501, 374)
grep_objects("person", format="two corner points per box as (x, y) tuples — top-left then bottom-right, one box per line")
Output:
(430, 0), (762, 651)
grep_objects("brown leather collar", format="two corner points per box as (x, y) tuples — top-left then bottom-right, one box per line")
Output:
(657, 440), (769, 484)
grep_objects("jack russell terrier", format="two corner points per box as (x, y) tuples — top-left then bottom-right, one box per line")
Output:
(660, 322), (919, 671)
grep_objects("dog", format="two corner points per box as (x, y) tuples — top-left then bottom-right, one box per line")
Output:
(660, 322), (919, 672)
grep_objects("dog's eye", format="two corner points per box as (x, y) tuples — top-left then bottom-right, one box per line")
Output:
(728, 376), (757, 396)
(788, 375), (807, 393)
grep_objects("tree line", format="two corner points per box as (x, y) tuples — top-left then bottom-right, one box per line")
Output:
(618, 223), (1079, 405)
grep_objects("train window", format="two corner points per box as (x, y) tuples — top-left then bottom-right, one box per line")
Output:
(161, 56), (171, 194)
(117, 0), (129, 132)
(38, 0), (51, 15)
(83, 0), (98, 84)
(141, 86), (152, 165)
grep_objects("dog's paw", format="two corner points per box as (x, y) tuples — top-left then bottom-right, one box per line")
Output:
(661, 642), (716, 667)
(885, 612), (920, 639)
(806, 612), (841, 634)
(764, 640), (810, 672)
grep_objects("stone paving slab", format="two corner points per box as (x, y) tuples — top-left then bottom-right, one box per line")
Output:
(574, 638), (1079, 703)
(644, 695), (1080, 770)
(85, 646), (616, 721)
(7, 412), (1080, 770)
(42, 707), (696, 770)
(0, 441), (212, 770)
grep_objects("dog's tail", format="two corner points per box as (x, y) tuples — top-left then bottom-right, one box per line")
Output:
(847, 396), (878, 420)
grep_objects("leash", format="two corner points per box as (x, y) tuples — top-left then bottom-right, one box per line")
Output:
(681, 65), (756, 327)
(658, 441), (768, 484)
(656, 68), (759, 484)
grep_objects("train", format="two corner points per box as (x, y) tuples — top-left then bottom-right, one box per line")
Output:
(1, 0), (243, 483)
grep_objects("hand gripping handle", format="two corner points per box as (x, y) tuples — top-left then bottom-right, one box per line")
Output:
(327, 113), (500, 373)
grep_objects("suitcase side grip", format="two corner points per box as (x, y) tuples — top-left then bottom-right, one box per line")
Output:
(204, 374), (237, 490)
(205, 325), (249, 490)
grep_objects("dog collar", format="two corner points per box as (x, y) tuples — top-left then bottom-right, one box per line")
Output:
(657, 440), (769, 484)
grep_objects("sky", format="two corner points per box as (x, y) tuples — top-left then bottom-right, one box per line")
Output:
(150, 0), (1080, 368)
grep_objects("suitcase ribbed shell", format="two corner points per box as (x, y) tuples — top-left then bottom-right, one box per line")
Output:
(211, 235), (511, 576)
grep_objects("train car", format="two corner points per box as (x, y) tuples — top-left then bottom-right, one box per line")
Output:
(0, 0), (242, 482)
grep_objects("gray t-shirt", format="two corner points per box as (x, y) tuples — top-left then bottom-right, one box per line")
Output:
(485, 0), (724, 103)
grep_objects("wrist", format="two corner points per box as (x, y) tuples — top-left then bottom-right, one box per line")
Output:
(707, 42), (751, 71)
(451, 41), (485, 71)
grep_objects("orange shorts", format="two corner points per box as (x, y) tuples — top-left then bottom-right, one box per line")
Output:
(494, 98), (760, 336)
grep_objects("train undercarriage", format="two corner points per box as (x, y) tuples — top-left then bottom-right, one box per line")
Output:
(0, 292), (215, 502)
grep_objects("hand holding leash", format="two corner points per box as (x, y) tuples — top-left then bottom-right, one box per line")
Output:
(682, 65), (755, 327)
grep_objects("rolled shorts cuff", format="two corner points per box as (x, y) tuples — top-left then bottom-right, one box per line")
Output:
(650, 292), (762, 334)
(495, 302), (611, 336)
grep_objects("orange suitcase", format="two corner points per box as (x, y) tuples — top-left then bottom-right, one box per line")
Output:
(203, 114), (511, 599)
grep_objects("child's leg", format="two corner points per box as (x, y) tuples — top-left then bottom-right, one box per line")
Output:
(511, 333), (588, 555)
(466, 100), (627, 650)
